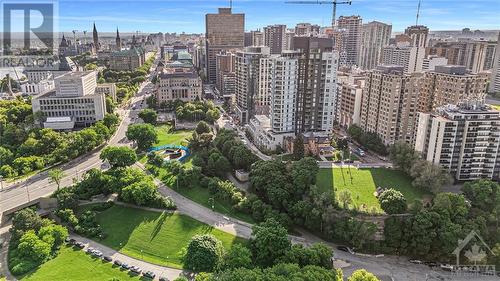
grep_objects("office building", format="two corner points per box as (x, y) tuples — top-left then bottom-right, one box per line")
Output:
(205, 8), (244, 83)
(422, 55), (448, 71)
(293, 37), (338, 133)
(358, 21), (392, 70)
(264, 24), (286, 54)
(337, 15), (362, 66)
(95, 83), (117, 102)
(235, 46), (270, 123)
(32, 71), (106, 130)
(414, 103), (500, 181)
(381, 45), (425, 73)
(489, 33), (500, 93)
(156, 68), (202, 103)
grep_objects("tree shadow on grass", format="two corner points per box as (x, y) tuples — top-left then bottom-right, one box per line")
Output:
(150, 211), (171, 241)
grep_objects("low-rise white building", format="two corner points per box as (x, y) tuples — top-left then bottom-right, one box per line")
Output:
(247, 115), (294, 151)
(422, 55), (448, 71)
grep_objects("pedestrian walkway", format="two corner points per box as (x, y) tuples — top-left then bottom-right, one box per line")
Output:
(0, 232), (15, 281)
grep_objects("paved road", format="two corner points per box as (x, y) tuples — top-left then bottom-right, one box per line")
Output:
(70, 234), (186, 281)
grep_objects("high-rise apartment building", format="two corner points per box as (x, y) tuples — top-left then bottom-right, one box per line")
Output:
(337, 15), (362, 67)
(489, 33), (500, 93)
(419, 65), (489, 112)
(264, 24), (286, 55)
(216, 52), (236, 97)
(235, 46), (270, 123)
(404, 25), (429, 48)
(358, 21), (392, 70)
(360, 65), (422, 145)
(381, 46), (425, 73)
(415, 103), (500, 181)
(294, 23), (320, 37)
(259, 54), (299, 133)
(422, 55), (448, 71)
(293, 37), (338, 133)
(283, 30), (295, 51)
(426, 41), (468, 65)
(205, 8), (244, 83)
(336, 72), (365, 128)
(464, 40), (497, 73)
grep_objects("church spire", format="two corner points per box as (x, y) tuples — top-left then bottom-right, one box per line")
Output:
(116, 27), (122, 51)
(92, 22), (99, 52)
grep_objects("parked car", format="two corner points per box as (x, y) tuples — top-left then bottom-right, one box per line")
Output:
(86, 247), (95, 254)
(103, 256), (112, 262)
(75, 242), (85, 249)
(130, 265), (142, 274)
(121, 263), (131, 270)
(68, 238), (76, 244)
(409, 259), (423, 264)
(157, 276), (168, 281)
(440, 264), (453, 271)
(113, 260), (122, 266)
(424, 261), (438, 267)
(336, 245), (354, 254)
(91, 250), (103, 258)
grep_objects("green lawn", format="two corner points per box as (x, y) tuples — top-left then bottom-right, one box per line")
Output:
(158, 168), (254, 223)
(154, 124), (192, 147)
(19, 246), (140, 281)
(490, 104), (500, 111)
(316, 167), (428, 213)
(87, 205), (246, 269)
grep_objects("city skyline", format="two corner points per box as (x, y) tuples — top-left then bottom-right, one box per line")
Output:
(49, 0), (499, 33)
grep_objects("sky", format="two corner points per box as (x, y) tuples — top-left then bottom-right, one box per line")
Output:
(31, 0), (500, 33)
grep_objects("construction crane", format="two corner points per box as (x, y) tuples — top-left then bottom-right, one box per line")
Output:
(285, 0), (352, 29)
(415, 0), (422, 25)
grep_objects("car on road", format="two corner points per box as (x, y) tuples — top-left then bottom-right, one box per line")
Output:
(130, 265), (142, 274)
(336, 245), (354, 254)
(113, 260), (122, 266)
(409, 259), (423, 264)
(354, 148), (365, 157)
(121, 263), (131, 270)
(440, 264), (453, 271)
(103, 256), (112, 262)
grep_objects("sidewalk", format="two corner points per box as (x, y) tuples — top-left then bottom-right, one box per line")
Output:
(0, 232), (15, 281)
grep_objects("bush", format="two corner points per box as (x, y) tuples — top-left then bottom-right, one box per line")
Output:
(184, 234), (225, 272)
(378, 189), (407, 214)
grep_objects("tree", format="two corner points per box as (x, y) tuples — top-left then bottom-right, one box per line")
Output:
(119, 179), (157, 206)
(126, 124), (158, 150)
(389, 142), (420, 175)
(378, 189), (407, 214)
(348, 269), (380, 281)
(250, 219), (291, 267)
(293, 135), (305, 160)
(222, 244), (253, 270)
(282, 243), (333, 269)
(105, 96), (116, 114)
(336, 137), (349, 151)
(462, 179), (499, 212)
(103, 113), (120, 130)
(410, 159), (452, 194)
(38, 224), (69, 250)
(338, 190), (353, 209)
(100, 146), (137, 168)
(0, 146), (14, 165)
(48, 168), (65, 191)
(0, 164), (17, 178)
(184, 234), (225, 272)
(195, 121), (211, 135)
(17, 230), (51, 262)
(138, 109), (158, 125)
(147, 152), (164, 167)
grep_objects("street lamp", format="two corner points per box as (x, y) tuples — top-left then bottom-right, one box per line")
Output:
(208, 197), (214, 210)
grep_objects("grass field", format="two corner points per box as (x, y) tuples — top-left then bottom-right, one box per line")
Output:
(490, 104), (500, 111)
(87, 205), (246, 269)
(19, 246), (140, 281)
(316, 167), (428, 213)
(159, 169), (254, 223)
(154, 124), (192, 147)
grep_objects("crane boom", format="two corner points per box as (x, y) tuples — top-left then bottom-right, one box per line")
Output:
(285, 0), (352, 29)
